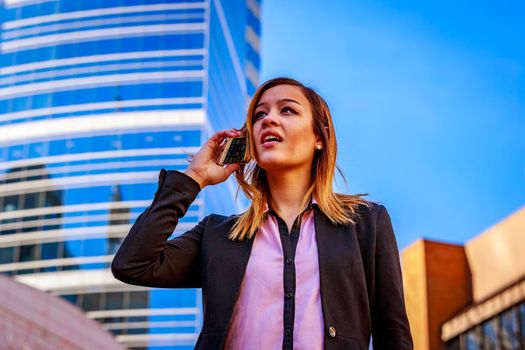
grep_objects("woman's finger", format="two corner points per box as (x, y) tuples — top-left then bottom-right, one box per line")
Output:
(208, 129), (244, 144)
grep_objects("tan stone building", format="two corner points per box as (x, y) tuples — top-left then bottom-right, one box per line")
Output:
(402, 205), (525, 350)
(0, 274), (123, 350)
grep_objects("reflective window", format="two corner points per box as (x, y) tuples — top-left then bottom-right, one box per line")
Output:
(61, 264), (79, 271)
(48, 139), (67, 156)
(82, 263), (107, 270)
(81, 293), (100, 311)
(65, 186), (109, 206)
(82, 238), (107, 257)
(11, 96), (31, 113)
(500, 307), (519, 349)
(150, 289), (195, 309)
(455, 305), (525, 350)
(1, 195), (19, 211)
(518, 302), (525, 340)
(465, 326), (481, 350)
(62, 294), (78, 306)
(482, 318), (500, 350)
(19, 244), (39, 262)
(108, 237), (124, 255)
(8, 145), (27, 161)
(129, 291), (148, 309)
(23, 192), (42, 211)
(126, 316), (148, 323)
(103, 316), (125, 324)
(1, 196), (19, 235)
(106, 292), (125, 310)
(58, 290), (155, 312)
(41, 242), (59, 260)
(0, 247), (15, 264)
(20, 215), (39, 233)
(127, 327), (148, 335)
(42, 211), (62, 231)
(60, 241), (75, 259)
(64, 240), (82, 258)
(0, 101), (8, 116)
(31, 93), (51, 110)
(44, 189), (63, 208)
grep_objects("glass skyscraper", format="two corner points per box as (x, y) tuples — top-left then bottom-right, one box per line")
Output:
(0, 0), (260, 348)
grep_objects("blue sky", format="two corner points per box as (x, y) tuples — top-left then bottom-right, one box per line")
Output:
(259, 1), (525, 249)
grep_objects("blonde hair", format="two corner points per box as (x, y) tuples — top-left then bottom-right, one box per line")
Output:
(229, 77), (370, 240)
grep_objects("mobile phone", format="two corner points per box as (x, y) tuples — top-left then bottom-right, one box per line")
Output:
(217, 136), (248, 165)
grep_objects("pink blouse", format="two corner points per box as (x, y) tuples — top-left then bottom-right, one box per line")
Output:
(224, 200), (324, 349)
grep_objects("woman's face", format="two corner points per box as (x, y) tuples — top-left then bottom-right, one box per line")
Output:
(252, 84), (321, 173)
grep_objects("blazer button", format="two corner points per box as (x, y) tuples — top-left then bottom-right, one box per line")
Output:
(329, 326), (336, 338)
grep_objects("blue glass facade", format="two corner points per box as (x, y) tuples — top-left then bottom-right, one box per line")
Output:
(0, 0), (260, 348)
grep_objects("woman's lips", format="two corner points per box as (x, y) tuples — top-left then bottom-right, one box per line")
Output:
(260, 130), (283, 144)
(261, 140), (280, 148)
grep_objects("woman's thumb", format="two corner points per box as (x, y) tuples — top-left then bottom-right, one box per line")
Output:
(224, 163), (240, 177)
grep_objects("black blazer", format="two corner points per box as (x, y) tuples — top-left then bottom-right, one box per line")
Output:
(111, 169), (413, 350)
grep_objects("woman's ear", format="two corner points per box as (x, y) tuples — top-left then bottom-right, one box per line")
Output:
(315, 133), (323, 150)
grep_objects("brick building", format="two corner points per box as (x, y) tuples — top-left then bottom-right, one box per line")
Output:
(402, 205), (525, 350)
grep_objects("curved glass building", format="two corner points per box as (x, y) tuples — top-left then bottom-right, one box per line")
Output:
(0, 0), (260, 348)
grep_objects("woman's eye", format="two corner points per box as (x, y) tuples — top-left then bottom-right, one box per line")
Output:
(254, 111), (266, 120)
(281, 107), (295, 114)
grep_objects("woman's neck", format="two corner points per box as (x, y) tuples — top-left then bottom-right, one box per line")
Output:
(266, 168), (312, 222)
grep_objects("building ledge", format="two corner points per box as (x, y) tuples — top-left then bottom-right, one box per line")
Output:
(441, 277), (525, 341)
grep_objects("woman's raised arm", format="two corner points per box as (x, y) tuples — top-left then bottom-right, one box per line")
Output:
(111, 128), (243, 288)
(111, 169), (207, 288)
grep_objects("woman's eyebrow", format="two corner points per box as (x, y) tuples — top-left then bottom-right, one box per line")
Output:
(279, 98), (301, 106)
(255, 98), (301, 109)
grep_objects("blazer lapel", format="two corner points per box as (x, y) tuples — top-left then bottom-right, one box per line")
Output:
(314, 209), (364, 338)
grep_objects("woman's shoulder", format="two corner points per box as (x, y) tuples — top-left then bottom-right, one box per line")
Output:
(196, 213), (243, 242)
(351, 199), (390, 224)
(355, 199), (384, 213)
(202, 212), (240, 228)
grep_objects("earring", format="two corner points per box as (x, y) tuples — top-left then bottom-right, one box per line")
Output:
(316, 144), (323, 150)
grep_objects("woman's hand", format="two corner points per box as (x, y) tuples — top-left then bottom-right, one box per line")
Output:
(184, 129), (244, 189)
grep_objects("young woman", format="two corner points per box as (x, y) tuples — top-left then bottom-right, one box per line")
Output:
(112, 77), (413, 350)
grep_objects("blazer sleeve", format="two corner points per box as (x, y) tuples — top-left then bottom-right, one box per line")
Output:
(371, 205), (414, 349)
(111, 168), (208, 288)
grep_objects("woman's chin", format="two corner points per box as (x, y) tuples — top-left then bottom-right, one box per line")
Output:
(255, 156), (289, 171)
(256, 157), (307, 173)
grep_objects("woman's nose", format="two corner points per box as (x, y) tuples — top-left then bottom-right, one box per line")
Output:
(261, 111), (279, 127)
